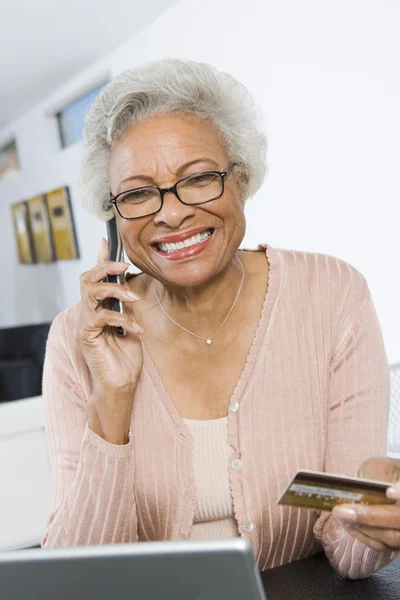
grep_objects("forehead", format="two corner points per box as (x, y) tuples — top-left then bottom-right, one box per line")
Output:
(108, 114), (227, 179)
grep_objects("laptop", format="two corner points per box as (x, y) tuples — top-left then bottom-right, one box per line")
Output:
(0, 538), (267, 600)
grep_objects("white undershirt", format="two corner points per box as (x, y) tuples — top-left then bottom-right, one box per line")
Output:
(183, 416), (240, 539)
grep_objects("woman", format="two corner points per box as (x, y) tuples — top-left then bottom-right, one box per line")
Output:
(42, 59), (400, 577)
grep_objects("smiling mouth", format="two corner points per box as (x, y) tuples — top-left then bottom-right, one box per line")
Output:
(154, 228), (214, 254)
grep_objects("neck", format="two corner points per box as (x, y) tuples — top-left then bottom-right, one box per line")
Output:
(153, 254), (244, 337)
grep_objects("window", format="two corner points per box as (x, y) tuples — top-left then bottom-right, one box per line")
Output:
(56, 83), (106, 148)
(0, 139), (19, 178)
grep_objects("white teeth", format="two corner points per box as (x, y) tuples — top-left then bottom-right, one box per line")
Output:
(157, 229), (212, 253)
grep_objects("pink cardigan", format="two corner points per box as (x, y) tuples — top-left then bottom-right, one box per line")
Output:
(42, 245), (396, 577)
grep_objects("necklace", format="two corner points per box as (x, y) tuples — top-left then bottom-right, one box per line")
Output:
(153, 257), (245, 345)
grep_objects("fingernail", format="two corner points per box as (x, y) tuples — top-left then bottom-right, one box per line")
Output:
(334, 507), (358, 521)
(126, 291), (140, 300)
(387, 486), (400, 500)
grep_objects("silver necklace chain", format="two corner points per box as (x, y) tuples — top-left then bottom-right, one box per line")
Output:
(153, 257), (245, 345)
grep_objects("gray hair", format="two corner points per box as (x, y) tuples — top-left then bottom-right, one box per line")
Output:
(81, 59), (268, 220)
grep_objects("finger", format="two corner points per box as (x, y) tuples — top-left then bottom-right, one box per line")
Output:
(342, 525), (391, 552)
(97, 237), (109, 264)
(80, 261), (130, 290)
(86, 282), (140, 306)
(333, 503), (399, 529)
(346, 524), (400, 550)
(358, 457), (400, 483)
(387, 482), (400, 500)
(79, 310), (144, 340)
(93, 310), (144, 335)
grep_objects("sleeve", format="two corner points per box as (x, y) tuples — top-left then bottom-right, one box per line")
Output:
(41, 310), (139, 548)
(313, 279), (398, 578)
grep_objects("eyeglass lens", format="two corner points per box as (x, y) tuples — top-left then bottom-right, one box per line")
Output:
(116, 172), (223, 219)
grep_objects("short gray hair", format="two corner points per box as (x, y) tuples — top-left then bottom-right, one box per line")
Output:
(81, 59), (268, 220)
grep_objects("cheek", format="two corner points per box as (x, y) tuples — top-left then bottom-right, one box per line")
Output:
(226, 195), (246, 228)
(219, 200), (246, 249)
(118, 221), (146, 256)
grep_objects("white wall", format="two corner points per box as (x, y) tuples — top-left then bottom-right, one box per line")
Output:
(0, 0), (399, 362)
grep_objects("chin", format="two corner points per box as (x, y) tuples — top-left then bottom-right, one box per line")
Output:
(160, 264), (216, 289)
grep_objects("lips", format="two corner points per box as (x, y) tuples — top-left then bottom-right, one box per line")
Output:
(151, 226), (213, 246)
(156, 229), (212, 253)
(151, 228), (215, 261)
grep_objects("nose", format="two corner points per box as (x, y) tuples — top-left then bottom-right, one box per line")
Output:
(153, 190), (196, 229)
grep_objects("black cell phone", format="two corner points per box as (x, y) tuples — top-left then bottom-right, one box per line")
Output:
(106, 218), (126, 337)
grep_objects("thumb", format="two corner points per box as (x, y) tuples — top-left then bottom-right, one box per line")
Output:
(97, 237), (109, 264)
(358, 457), (400, 484)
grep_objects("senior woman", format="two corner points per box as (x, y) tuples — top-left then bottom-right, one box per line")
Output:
(42, 59), (400, 577)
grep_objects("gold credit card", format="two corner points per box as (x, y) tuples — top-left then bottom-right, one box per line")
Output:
(278, 469), (394, 511)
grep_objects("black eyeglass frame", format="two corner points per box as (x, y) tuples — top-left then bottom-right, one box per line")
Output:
(108, 164), (235, 220)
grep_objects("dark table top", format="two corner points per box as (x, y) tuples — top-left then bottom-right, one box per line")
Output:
(261, 553), (400, 600)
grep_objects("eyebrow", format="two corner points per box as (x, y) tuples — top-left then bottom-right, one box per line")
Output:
(117, 158), (221, 191)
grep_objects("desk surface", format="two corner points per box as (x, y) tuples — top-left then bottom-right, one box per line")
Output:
(261, 553), (400, 600)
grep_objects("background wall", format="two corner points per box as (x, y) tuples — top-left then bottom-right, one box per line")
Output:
(0, 0), (399, 362)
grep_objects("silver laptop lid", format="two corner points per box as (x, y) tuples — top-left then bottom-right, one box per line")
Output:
(0, 538), (266, 600)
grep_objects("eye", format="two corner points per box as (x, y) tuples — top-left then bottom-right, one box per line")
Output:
(118, 188), (158, 204)
(184, 173), (219, 188)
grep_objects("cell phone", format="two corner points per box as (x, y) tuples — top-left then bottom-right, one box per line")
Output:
(106, 217), (126, 337)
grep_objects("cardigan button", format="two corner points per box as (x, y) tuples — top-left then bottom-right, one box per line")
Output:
(241, 521), (254, 533)
(229, 401), (239, 413)
(231, 459), (243, 470)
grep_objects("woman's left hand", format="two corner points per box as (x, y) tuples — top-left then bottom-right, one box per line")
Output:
(332, 457), (400, 552)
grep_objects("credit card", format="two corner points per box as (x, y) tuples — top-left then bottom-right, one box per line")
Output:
(278, 469), (394, 511)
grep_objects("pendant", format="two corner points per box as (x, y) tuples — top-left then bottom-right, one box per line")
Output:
(206, 339), (212, 345)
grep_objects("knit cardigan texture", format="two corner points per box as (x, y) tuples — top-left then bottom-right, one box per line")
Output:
(42, 245), (396, 577)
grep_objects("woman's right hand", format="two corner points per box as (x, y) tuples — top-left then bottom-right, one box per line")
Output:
(76, 238), (144, 445)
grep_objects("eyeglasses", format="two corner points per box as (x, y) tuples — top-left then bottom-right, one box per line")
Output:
(109, 164), (234, 220)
